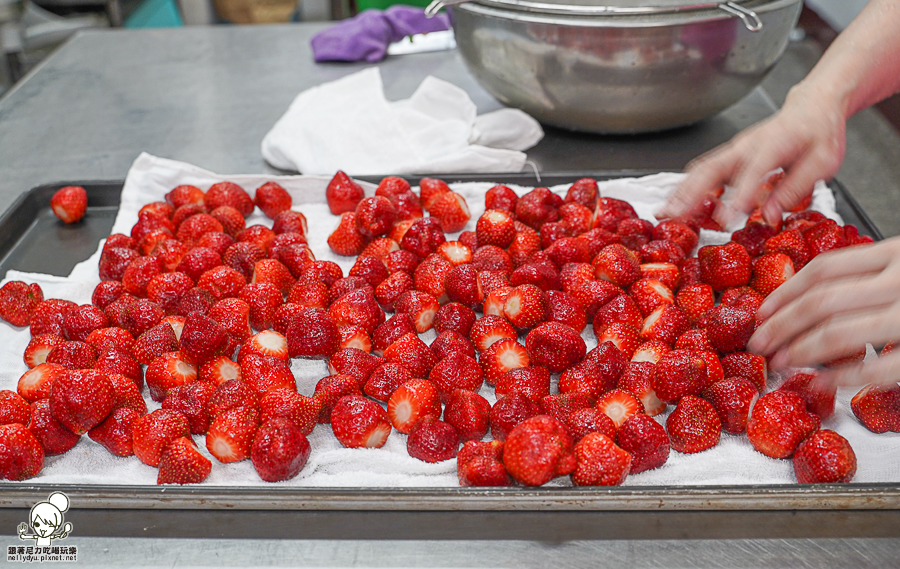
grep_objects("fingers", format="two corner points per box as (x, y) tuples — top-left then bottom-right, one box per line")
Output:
(659, 146), (738, 220)
(761, 147), (843, 227)
(815, 351), (900, 388)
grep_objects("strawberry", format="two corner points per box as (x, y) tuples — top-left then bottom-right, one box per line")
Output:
(430, 330), (476, 361)
(161, 381), (215, 434)
(240, 353), (296, 395)
(146, 272), (194, 315)
(326, 171), (365, 215)
(413, 253), (452, 300)
(375, 175), (411, 198)
(698, 242), (752, 291)
(674, 329), (716, 353)
(560, 342), (628, 400)
(394, 290), (440, 333)
(432, 302), (476, 337)
(210, 205), (246, 236)
(507, 230), (542, 267)
(702, 377), (758, 434)
(564, 407), (616, 443)
(631, 340), (670, 364)
(503, 284), (548, 330)
(764, 229), (810, 270)
(491, 392), (542, 441)
(205, 181), (254, 217)
(239, 330), (288, 362)
(272, 243), (315, 278)
(328, 276), (372, 305)
(559, 203), (594, 235)
(485, 184), (519, 212)
(158, 436), (212, 485)
(223, 242), (266, 281)
(639, 304), (690, 346)
(640, 262), (681, 291)
(364, 362), (412, 402)
(784, 209), (826, 231)
(639, 239), (685, 266)
(439, 389), (489, 442)
(593, 244), (641, 288)
(0, 423), (44, 480)
(541, 392), (594, 425)
(495, 366), (551, 403)
(779, 372), (836, 419)
(92, 280), (126, 310)
(206, 405), (259, 462)
(675, 284), (714, 325)
(371, 313), (417, 356)
(703, 305), (755, 354)
(199, 355), (242, 386)
(617, 361), (666, 416)
(166, 184), (205, 208)
(747, 390), (820, 458)
(330, 288), (386, 336)
(259, 388), (321, 436)
(615, 413), (670, 474)
(458, 230), (479, 252)
(49, 369), (114, 435)
(436, 241), (473, 267)
(567, 279), (621, 321)
(207, 379), (260, 419)
(572, 432), (631, 486)
(250, 418), (311, 482)
(593, 294), (643, 331)
(382, 332), (436, 379)
(197, 266), (247, 301)
(593, 197), (635, 232)
(503, 415), (576, 486)
(349, 256), (390, 288)
(146, 351), (198, 402)
(652, 220), (698, 256)
(565, 178), (598, 208)
(23, 334), (65, 368)
(286, 308), (340, 359)
(179, 312), (232, 365)
(850, 383), (900, 433)
(510, 262), (563, 293)
(470, 315), (516, 352)
(17, 362), (64, 403)
(595, 388), (643, 429)
(337, 325), (371, 352)
(524, 321), (586, 373)
(99, 246), (140, 282)
(384, 378), (440, 433)
(286, 275), (330, 310)
(479, 338), (529, 386)
(251, 259), (295, 296)
(327, 347), (382, 387)
(720, 352), (767, 392)
(355, 196), (398, 239)
(132, 409), (192, 466)
(27, 399), (79, 455)
(400, 217), (446, 258)
(545, 290), (588, 333)
(666, 395), (721, 454)
(88, 407), (141, 457)
(792, 429), (856, 484)
(50, 185), (87, 223)
(476, 209), (517, 248)
(331, 395), (392, 448)
(374, 271), (414, 311)
(30, 298), (78, 337)
(0, 390), (31, 425)
(652, 350), (708, 404)
(254, 181), (292, 219)
(458, 440), (510, 487)
(628, 279), (674, 317)
(176, 248), (223, 283)
(0, 281), (44, 327)
(420, 177), (452, 210)
(407, 418), (459, 463)
(328, 212), (369, 256)
(578, 228), (621, 259)
(429, 352), (484, 401)
(732, 222), (778, 257)
(444, 264), (484, 309)
(312, 374), (361, 423)
(177, 214), (224, 245)
(119, 298), (165, 339)
(803, 219), (847, 258)
(751, 252), (795, 297)
(515, 187), (562, 230)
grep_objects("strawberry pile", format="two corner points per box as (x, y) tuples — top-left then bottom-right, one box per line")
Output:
(0, 172), (886, 488)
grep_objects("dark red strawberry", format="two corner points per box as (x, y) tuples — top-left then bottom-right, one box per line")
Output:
(27, 399), (79, 455)
(428, 352), (483, 402)
(458, 440), (510, 487)
(702, 376), (758, 434)
(259, 388), (321, 436)
(515, 187), (562, 230)
(331, 394), (392, 448)
(362, 362), (411, 402)
(0, 423), (44, 480)
(49, 369), (114, 435)
(50, 185), (88, 223)
(250, 418), (311, 482)
(0, 281), (44, 327)
(850, 383), (900, 433)
(196, 266), (247, 301)
(652, 349), (707, 404)
(158, 436), (212, 485)
(207, 379), (260, 419)
(793, 429), (856, 484)
(286, 308), (340, 359)
(720, 352), (767, 392)
(704, 305), (755, 354)
(88, 407), (141, 457)
(355, 196), (398, 239)
(571, 432), (631, 486)
(407, 418), (459, 463)
(495, 366), (551, 403)
(206, 405), (260, 463)
(132, 408), (191, 467)
(254, 181), (292, 219)
(240, 353), (296, 396)
(30, 299), (78, 337)
(179, 312), (232, 365)
(779, 372), (836, 420)
(732, 221), (778, 257)
(666, 395), (721, 454)
(652, 220), (698, 256)
(161, 381), (215, 434)
(524, 321), (586, 373)
(615, 413), (670, 473)
(382, 332), (436, 379)
(503, 415), (576, 486)
(747, 390), (820, 458)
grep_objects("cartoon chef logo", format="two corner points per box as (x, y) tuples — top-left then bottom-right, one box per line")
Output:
(17, 492), (73, 547)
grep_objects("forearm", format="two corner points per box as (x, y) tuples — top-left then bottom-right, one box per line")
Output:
(791, 0), (900, 118)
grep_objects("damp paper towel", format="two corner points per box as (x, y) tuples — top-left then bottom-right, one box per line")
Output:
(3, 151), (899, 488)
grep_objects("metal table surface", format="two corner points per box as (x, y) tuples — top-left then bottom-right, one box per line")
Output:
(2, 22), (900, 568)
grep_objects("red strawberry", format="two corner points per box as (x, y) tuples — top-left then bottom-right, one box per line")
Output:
(593, 197), (635, 232)
(326, 171), (365, 215)
(197, 266), (247, 301)
(503, 284), (547, 330)
(458, 440), (510, 487)
(593, 244), (641, 288)
(572, 433), (631, 486)
(764, 229), (810, 270)
(349, 256), (390, 289)
(200, 355), (242, 386)
(428, 352), (484, 401)
(337, 325), (371, 352)
(698, 242), (752, 291)
(207, 379), (260, 419)
(491, 392), (542, 441)
(850, 383), (900, 433)
(503, 415), (576, 486)
(385, 378), (441, 433)
(413, 253), (452, 300)
(436, 241), (474, 267)
(250, 418), (311, 482)
(702, 377), (758, 434)
(432, 302), (476, 337)
(544, 290), (587, 333)
(45, 339), (96, 370)
(331, 395), (392, 448)
(394, 290), (440, 333)
(564, 407), (616, 443)
(751, 252), (795, 297)
(146, 351), (198, 402)
(50, 185), (88, 223)
(558, 342), (627, 400)
(430, 330), (476, 361)
(375, 175), (411, 198)
(407, 418), (459, 463)
(371, 313), (417, 356)
(364, 362), (412, 402)
(559, 203), (594, 235)
(0, 423), (44, 480)
(400, 217), (446, 258)
(328, 276), (373, 306)
(747, 390), (820, 458)
(652, 350), (707, 404)
(329, 288), (386, 336)
(442, 389), (491, 442)
(720, 352), (767, 392)
(92, 280), (126, 310)
(803, 219), (847, 258)
(206, 406), (260, 463)
(146, 272), (194, 315)
(166, 184), (205, 208)
(328, 212), (369, 256)
(177, 248), (223, 283)
(30, 298), (78, 337)
(88, 407), (141, 457)
(593, 294), (643, 332)
(420, 177), (452, 210)
(444, 264), (484, 309)
(515, 187), (562, 230)
(640, 262), (681, 291)
(251, 259), (295, 296)
(49, 369), (114, 435)
(666, 395), (721, 453)
(652, 220), (698, 256)
(524, 321), (586, 373)
(17, 363), (64, 403)
(485, 184), (519, 212)
(793, 429), (856, 484)
(479, 338), (529, 386)
(674, 329), (715, 353)
(0, 281), (44, 327)
(286, 308), (340, 359)
(355, 196), (398, 238)
(132, 409), (191, 466)
(639, 239), (685, 265)
(495, 366), (551, 403)
(476, 209), (517, 248)
(158, 436), (212, 485)
(0, 391), (30, 426)
(628, 279), (674, 317)
(210, 205), (246, 236)
(240, 353), (296, 395)
(205, 181), (254, 217)
(260, 389), (321, 436)
(540, 393), (594, 426)
(383, 333), (436, 379)
(704, 305), (755, 354)
(483, 284), (513, 318)
(312, 374), (362, 423)
(469, 315), (516, 352)
(595, 388), (643, 428)
(779, 372), (836, 420)
(23, 334), (64, 369)
(161, 381), (215, 434)
(27, 399), (79, 455)
(374, 271), (414, 311)
(223, 242), (266, 281)
(254, 181), (292, 219)
(179, 312), (231, 365)
(615, 413), (670, 473)
(639, 304), (690, 346)
(675, 284), (714, 325)
(507, 230), (542, 267)
(239, 330), (288, 362)
(631, 340), (670, 364)
(617, 361), (666, 416)
(565, 178), (598, 208)
(327, 347), (381, 387)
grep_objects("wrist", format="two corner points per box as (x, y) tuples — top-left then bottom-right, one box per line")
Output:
(784, 80), (852, 121)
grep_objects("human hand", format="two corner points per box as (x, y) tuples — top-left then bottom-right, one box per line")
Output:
(659, 85), (848, 227)
(747, 237), (900, 387)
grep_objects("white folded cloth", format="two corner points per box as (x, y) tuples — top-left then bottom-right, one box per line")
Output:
(261, 68), (544, 175)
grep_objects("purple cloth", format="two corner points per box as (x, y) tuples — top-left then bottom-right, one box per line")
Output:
(311, 6), (451, 63)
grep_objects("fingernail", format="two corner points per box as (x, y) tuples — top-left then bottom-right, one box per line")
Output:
(747, 330), (767, 354)
(770, 349), (788, 370)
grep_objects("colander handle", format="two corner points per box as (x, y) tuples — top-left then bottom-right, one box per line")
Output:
(425, 0), (471, 18)
(718, 1), (763, 32)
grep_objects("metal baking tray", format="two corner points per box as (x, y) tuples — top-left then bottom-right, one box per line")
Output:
(1, 174), (897, 541)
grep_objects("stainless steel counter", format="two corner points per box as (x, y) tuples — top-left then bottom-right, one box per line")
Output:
(2, 22), (900, 568)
